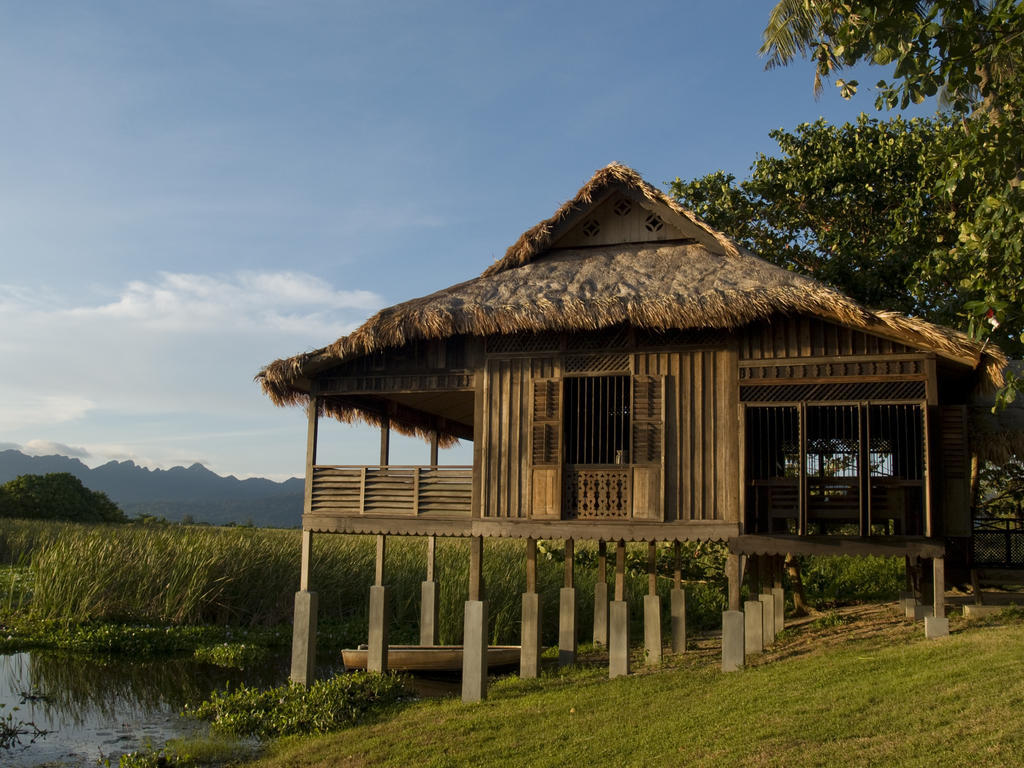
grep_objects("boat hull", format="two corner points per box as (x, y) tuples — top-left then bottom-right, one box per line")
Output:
(342, 645), (521, 672)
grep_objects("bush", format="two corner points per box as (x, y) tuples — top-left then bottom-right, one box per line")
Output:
(0, 473), (127, 523)
(186, 672), (410, 739)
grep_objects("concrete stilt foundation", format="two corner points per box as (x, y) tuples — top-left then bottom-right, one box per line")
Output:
(462, 600), (488, 702)
(593, 581), (609, 646)
(925, 557), (949, 639)
(670, 588), (686, 653)
(289, 590), (318, 685)
(559, 587), (577, 665)
(420, 580), (438, 646)
(913, 603), (934, 621)
(744, 600), (763, 655)
(759, 593), (776, 645)
(644, 594), (662, 665)
(367, 585), (390, 673)
(722, 610), (744, 672)
(520, 592), (541, 679)
(771, 586), (785, 632)
(608, 600), (630, 678)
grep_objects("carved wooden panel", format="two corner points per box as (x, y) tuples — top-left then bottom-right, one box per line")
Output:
(739, 358), (924, 381)
(564, 468), (632, 519)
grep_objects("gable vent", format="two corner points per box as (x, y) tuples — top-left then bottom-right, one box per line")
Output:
(644, 213), (664, 232)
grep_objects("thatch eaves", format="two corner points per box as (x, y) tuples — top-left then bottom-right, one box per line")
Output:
(257, 163), (1005, 439)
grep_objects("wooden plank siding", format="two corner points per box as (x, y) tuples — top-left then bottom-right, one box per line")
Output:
(477, 356), (559, 518)
(633, 347), (740, 524)
(739, 317), (914, 361)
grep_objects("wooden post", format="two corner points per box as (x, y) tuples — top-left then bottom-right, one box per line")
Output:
(559, 538), (577, 665)
(521, 537), (541, 678)
(420, 535), (438, 646)
(468, 535), (484, 601)
(726, 553), (741, 612)
(609, 540), (629, 678)
(303, 396), (319, 517)
(463, 535), (488, 701)
(644, 541), (662, 664)
(594, 540), (609, 645)
(290, 528), (317, 685)
(380, 416), (391, 467)
(671, 540), (686, 653)
(430, 430), (439, 467)
(368, 534), (389, 673)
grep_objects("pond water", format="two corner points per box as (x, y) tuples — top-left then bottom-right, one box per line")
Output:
(0, 651), (290, 767)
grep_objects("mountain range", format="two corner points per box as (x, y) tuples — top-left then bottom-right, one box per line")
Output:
(0, 450), (303, 527)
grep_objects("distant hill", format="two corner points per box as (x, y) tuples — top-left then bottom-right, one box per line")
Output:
(0, 450), (303, 526)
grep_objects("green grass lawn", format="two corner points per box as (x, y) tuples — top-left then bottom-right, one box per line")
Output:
(249, 607), (1024, 768)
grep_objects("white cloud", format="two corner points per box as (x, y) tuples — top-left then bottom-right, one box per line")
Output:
(0, 394), (95, 429)
(21, 439), (92, 459)
(63, 270), (382, 333)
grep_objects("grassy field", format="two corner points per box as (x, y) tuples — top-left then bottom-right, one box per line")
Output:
(247, 606), (1024, 768)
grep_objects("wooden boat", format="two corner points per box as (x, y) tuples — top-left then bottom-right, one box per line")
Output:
(342, 645), (520, 672)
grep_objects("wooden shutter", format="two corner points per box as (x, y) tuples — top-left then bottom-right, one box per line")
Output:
(939, 405), (971, 537)
(631, 374), (665, 520)
(530, 378), (562, 518)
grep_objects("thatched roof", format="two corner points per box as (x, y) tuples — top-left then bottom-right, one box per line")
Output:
(258, 163), (1005, 439)
(970, 361), (1024, 464)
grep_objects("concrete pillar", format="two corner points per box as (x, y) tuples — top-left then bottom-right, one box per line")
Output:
(609, 600), (630, 678)
(671, 541), (686, 653)
(644, 595), (662, 664)
(559, 588), (577, 665)
(521, 538), (541, 678)
(593, 541), (608, 646)
(759, 592), (776, 645)
(559, 539), (576, 665)
(367, 585), (390, 673)
(744, 600), (764, 655)
(671, 588), (686, 653)
(722, 610), (745, 672)
(420, 580), (438, 646)
(290, 590), (318, 685)
(925, 556), (949, 639)
(521, 592), (541, 678)
(462, 599), (488, 702)
(420, 535), (438, 646)
(608, 540), (629, 678)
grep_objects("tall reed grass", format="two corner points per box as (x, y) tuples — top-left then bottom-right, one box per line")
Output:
(0, 520), (727, 645)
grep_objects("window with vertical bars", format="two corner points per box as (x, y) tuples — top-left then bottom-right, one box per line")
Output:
(563, 375), (630, 465)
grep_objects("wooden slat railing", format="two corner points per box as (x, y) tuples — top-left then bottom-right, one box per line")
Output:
(310, 465), (473, 517)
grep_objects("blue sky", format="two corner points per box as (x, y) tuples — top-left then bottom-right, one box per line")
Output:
(0, 1), (931, 479)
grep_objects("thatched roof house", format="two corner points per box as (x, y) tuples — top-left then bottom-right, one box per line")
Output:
(270, 163), (1017, 691)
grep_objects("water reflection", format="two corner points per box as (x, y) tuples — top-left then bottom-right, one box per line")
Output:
(0, 651), (288, 767)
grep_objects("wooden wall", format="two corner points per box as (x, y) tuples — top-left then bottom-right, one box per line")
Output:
(740, 317), (914, 360)
(634, 348), (740, 523)
(475, 356), (558, 518)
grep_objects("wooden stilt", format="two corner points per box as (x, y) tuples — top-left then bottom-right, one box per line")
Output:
(559, 538), (577, 665)
(521, 537), (541, 678)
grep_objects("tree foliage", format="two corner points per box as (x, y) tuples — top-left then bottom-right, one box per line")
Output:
(758, 0), (1024, 387)
(671, 114), (969, 324)
(0, 473), (127, 523)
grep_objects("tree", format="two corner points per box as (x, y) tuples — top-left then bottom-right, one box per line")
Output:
(670, 114), (968, 324)
(0, 473), (128, 523)
(759, 0), (1024, 391)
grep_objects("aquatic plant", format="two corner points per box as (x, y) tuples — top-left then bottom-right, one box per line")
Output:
(185, 672), (410, 739)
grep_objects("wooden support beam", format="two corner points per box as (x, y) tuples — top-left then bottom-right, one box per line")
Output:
(430, 430), (439, 467)
(426, 535), (436, 582)
(375, 534), (386, 586)
(614, 540), (626, 602)
(726, 553), (741, 612)
(469, 535), (484, 601)
(597, 540), (607, 582)
(379, 417), (391, 467)
(299, 529), (313, 592)
(673, 540), (682, 591)
(647, 541), (658, 596)
(303, 396), (319, 517)
(564, 538), (575, 589)
(526, 537), (537, 594)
